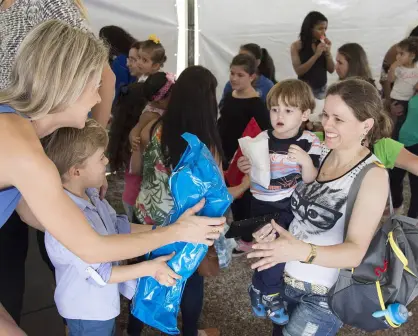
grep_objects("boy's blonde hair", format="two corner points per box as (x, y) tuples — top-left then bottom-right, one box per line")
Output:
(0, 20), (108, 120)
(43, 119), (108, 179)
(267, 79), (316, 112)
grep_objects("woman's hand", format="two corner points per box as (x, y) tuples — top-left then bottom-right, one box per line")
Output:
(172, 199), (226, 246)
(252, 222), (277, 244)
(146, 253), (182, 286)
(237, 156), (251, 174)
(247, 220), (309, 271)
(315, 43), (327, 57)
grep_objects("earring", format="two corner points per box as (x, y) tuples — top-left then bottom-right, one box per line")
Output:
(360, 133), (366, 146)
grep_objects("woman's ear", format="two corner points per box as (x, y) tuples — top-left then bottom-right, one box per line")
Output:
(256, 59), (261, 68)
(250, 73), (257, 83)
(363, 118), (375, 135)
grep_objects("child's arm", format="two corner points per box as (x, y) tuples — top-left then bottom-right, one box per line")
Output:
(129, 112), (159, 151)
(387, 61), (400, 84)
(108, 253), (181, 286)
(130, 223), (153, 233)
(228, 175), (250, 199)
(129, 149), (143, 175)
(287, 145), (318, 183)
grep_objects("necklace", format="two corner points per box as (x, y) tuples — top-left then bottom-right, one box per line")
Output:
(320, 148), (366, 178)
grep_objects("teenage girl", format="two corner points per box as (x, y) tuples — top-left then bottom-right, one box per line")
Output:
(99, 25), (137, 100)
(220, 43), (276, 107)
(291, 11), (335, 99)
(218, 54), (271, 169)
(218, 54), (271, 252)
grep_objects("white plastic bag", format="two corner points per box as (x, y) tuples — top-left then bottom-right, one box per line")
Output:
(238, 132), (270, 189)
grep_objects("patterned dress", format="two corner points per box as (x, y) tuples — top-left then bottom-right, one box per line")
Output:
(0, 0), (87, 89)
(135, 125), (173, 226)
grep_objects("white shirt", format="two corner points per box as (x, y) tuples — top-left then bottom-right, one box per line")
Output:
(285, 146), (380, 288)
(390, 66), (418, 101)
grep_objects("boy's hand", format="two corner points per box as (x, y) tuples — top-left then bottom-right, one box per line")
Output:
(146, 253), (181, 286)
(237, 156), (251, 174)
(288, 145), (311, 167)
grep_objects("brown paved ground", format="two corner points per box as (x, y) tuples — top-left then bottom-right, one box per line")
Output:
(106, 173), (418, 336)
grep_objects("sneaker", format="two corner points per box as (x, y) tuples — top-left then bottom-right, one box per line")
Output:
(198, 328), (220, 336)
(248, 284), (266, 318)
(232, 239), (253, 257)
(262, 292), (289, 325)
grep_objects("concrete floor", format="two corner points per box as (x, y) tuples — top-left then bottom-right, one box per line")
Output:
(20, 173), (418, 335)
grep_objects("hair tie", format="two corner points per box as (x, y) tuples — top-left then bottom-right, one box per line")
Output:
(151, 72), (175, 102)
(148, 34), (160, 44)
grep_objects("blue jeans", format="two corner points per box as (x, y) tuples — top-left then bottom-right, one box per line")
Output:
(273, 282), (342, 336)
(66, 318), (116, 336)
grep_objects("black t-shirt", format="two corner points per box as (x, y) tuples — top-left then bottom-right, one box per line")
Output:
(217, 92), (271, 168)
(298, 43), (327, 90)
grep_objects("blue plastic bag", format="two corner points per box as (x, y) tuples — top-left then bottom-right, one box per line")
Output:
(131, 133), (233, 334)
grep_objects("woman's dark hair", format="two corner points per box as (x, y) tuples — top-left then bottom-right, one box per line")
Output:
(159, 66), (223, 167)
(231, 54), (257, 75)
(398, 36), (418, 63)
(140, 38), (167, 67)
(299, 11), (328, 51)
(327, 78), (392, 146)
(338, 43), (374, 85)
(409, 25), (418, 37)
(240, 43), (277, 83)
(108, 83), (147, 172)
(99, 25), (136, 59)
(143, 72), (171, 101)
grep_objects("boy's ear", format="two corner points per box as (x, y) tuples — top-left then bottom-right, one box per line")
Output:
(301, 109), (311, 122)
(67, 165), (80, 179)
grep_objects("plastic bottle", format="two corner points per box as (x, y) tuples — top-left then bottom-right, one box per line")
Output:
(372, 303), (410, 326)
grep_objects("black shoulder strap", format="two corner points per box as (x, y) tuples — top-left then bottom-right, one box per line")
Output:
(344, 162), (378, 239)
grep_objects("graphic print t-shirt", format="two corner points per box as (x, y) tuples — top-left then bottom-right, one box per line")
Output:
(251, 130), (321, 202)
(284, 146), (381, 288)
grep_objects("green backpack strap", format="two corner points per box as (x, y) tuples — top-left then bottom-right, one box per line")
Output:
(344, 161), (390, 239)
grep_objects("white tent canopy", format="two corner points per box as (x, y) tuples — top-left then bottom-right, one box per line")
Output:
(86, 0), (418, 112)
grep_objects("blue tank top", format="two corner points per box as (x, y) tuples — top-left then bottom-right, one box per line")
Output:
(0, 105), (22, 228)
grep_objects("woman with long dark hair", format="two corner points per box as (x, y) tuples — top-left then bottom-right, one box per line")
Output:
(290, 11), (335, 99)
(99, 25), (138, 99)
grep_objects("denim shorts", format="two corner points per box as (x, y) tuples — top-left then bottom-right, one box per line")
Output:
(281, 282), (342, 336)
(66, 318), (116, 336)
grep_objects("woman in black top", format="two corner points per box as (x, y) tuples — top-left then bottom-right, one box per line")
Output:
(218, 54), (271, 170)
(290, 11), (335, 99)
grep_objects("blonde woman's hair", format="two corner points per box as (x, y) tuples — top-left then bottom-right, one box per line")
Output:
(0, 20), (108, 119)
(74, 0), (88, 19)
(267, 79), (316, 112)
(43, 119), (108, 178)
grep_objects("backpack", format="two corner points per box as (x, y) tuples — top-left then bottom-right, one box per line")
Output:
(328, 162), (418, 332)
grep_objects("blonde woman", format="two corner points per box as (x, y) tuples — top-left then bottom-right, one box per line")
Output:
(0, 0), (115, 324)
(0, 20), (224, 335)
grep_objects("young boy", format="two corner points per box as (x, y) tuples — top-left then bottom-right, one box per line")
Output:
(43, 119), (180, 336)
(237, 79), (321, 325)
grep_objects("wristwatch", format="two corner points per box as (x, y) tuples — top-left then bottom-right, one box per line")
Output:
(302, 243), (317, 264)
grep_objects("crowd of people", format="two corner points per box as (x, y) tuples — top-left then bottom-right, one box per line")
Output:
(1, 2), (418, 336)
